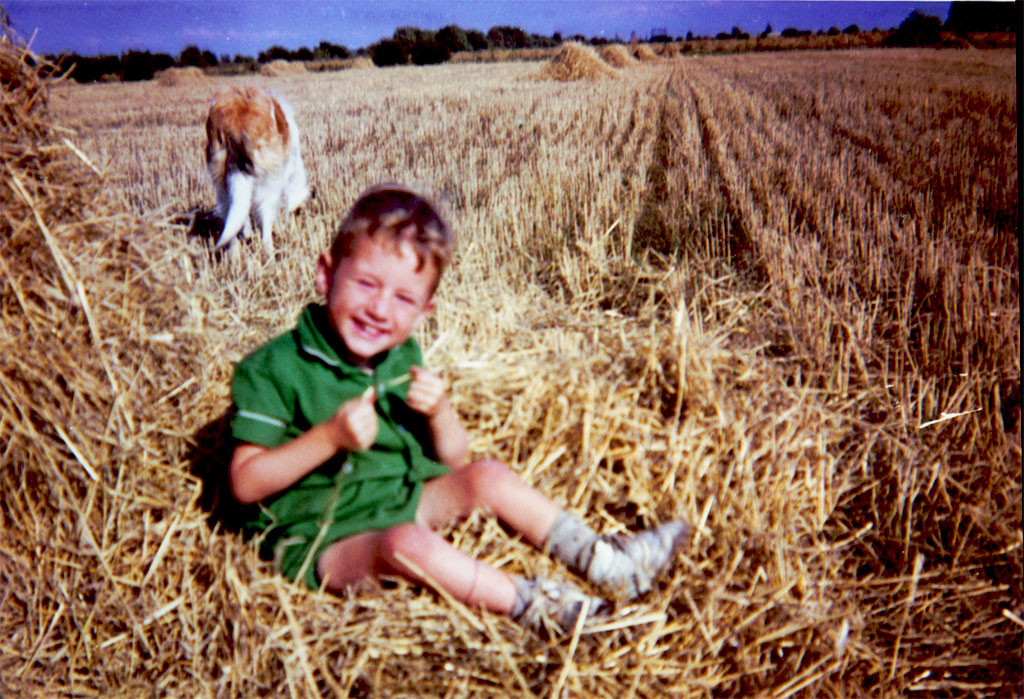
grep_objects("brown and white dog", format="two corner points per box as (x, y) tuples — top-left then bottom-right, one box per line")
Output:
(205, 86), (313, 253)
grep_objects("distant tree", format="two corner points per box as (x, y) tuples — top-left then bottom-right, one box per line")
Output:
(120, 50), (152, 81)
(293, 46), (313, 61)
(843, 24), (861, 34)
(258, 45), (292, 62)
(56, 53), (121, 82)
(487, 25), (529, 49)
(202, 49), (218, 66)
(368, 39), (408, 66)
(827, 26), (841, 36)
(90, 55), (123, 81)
(393, 26), (428, 46)
(152, 52), (175, 72)
(780, 27), (811, 38)
(885, 10), (943, 46)
(384, 26), (458, 65)
(436, 24), (473, 53)
(315, 41), (350, 60)
(686, 30), (694, 41)
(531, 32), (559, 47)
(410, 38), (450, 64)
(552, 31), (562, 43)
(731, 26), (749, 39)
(178, 45), (204, 67)
(759, 23), (773, 39)
(945, 1), (1018, 33)
(466, 29), (489, 50)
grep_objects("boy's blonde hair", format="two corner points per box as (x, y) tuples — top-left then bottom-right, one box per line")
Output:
(329, 184), (454, 293)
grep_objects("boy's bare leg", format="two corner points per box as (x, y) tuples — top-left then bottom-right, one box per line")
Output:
(317, 524), (517, 612)
(417, 459), (689, 600)
(416, 459), (560, 545)
(318, 525), (606, 632)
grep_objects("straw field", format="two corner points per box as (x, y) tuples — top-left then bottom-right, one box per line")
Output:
(2, 34), (1020, 698)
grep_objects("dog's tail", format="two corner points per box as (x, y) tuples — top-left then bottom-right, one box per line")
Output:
(213, 170), (254, 250)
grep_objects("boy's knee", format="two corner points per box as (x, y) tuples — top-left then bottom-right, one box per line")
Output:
(378, 523), (436, 569)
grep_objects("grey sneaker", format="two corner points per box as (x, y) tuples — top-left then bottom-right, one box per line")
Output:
(512, 577), (609, 634)
(586, 520), (691, 599)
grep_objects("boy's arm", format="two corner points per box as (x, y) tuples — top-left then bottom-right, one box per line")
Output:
(230, 391), (378, 504)
(406, 366), (469, 470)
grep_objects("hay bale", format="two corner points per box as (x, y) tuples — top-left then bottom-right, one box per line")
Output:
(598, 44), (637, 68)
(156, 66), (211, 86)
(660, 42), (681, 58)
(350, 56), (375, 70)
(632, 44), (660, 61)
(536, 42), (618, 82)
(1, 32), (206, 697)
(260, 59), (307, 77)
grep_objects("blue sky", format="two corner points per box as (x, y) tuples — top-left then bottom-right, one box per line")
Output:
(7, 1), (955, 58)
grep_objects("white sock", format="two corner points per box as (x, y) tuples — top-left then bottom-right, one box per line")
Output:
(511, 575), (608, 633)
(547, 512), (691, 599)
(546, 512), (599, 572)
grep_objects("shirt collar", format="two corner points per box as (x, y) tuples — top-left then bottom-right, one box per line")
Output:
(295, 304), (412, 383)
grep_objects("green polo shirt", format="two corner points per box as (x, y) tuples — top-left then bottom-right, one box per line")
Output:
(230, 303), (450, 586)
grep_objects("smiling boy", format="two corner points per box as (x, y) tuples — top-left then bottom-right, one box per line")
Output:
(228, 184), (690, 632)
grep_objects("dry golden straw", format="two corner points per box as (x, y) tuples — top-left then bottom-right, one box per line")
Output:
(1, 24), (1020, 698)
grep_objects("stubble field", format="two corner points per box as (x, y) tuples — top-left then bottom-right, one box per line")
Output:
(2, 44), (1019, 696)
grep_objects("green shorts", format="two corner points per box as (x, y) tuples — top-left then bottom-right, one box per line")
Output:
(256, 473), (440, 590)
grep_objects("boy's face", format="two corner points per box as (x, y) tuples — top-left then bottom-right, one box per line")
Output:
(315, 233), (436, 368)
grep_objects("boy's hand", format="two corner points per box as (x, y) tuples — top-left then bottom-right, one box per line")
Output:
(406, 366), (447, 418)
(330, 390), (378, 451)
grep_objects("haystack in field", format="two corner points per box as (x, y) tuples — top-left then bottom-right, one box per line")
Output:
(659, 42), (681, 58)
(632, 44), (660, 61)
(536, 42), (618, 81)
(598, 44), (637, 68)
(1, 34), (215, 696)
(350, 56), (376, 70)
(156, 65), (212, 86)
(260, 59), (307, 76)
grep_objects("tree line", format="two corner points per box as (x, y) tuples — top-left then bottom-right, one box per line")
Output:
(45, 2), (1017, 84)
